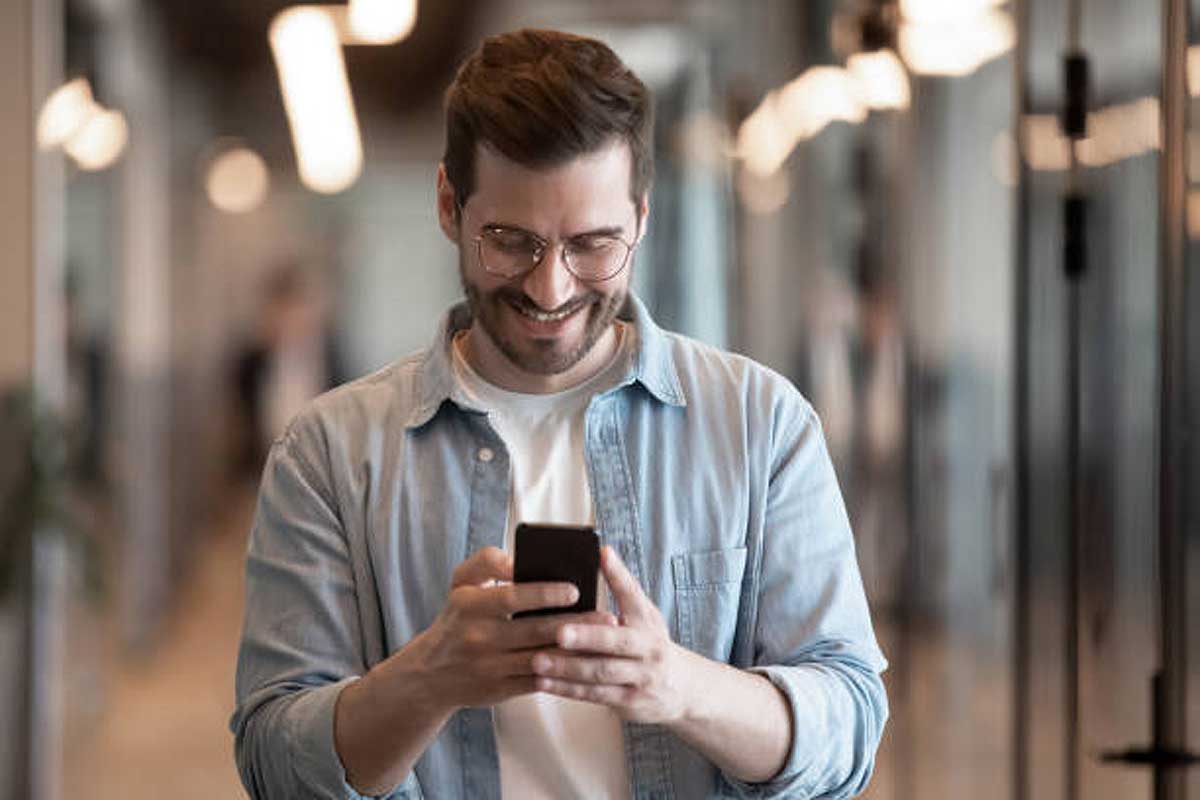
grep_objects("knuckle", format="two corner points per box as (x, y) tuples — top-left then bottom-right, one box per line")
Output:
(461, 623), (489, 649)
(501, 586), (523, 613)
(447, 586), (470, 609)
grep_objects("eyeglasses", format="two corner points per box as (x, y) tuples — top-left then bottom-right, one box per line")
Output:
(459, 205), (639, 283)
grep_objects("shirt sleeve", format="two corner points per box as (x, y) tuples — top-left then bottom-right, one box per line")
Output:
(229, 421), (406, 799)
(726, 395), (889, 799)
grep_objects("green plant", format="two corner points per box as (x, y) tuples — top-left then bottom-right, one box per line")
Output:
(0, 385), (100, 600)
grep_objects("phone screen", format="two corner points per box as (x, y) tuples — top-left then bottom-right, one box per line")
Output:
(512, 523), (599, 618)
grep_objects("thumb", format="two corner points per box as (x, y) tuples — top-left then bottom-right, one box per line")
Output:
(452, 546), (512, 587)
(600, 546), (652, 623)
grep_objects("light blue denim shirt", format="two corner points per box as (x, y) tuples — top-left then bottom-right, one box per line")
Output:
(231, 295), (888, 799)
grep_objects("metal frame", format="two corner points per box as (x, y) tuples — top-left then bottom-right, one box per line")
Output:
(1157, 0), (1189, 797)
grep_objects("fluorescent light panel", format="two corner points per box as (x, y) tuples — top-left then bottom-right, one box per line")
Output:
(269, 7), (363, 194)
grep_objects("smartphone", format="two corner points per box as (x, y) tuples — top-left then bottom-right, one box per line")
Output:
(512, 523), (599, 618)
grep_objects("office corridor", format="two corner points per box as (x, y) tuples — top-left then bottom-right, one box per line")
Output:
(62, 489), (253, 800)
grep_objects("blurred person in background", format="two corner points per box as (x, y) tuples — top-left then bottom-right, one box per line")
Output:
(63, 267), (110, 487)
(232, 261), (346, 477)
(232, 28), (886, 799)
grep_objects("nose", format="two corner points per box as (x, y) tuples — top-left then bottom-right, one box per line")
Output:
(520, 244), (578, 311)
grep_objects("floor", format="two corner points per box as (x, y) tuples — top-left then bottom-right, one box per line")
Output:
(61, 488), (253, 800)
(51, 482), (1016, 800)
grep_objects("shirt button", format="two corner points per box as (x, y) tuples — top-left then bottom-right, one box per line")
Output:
(477, 447), (495, 463)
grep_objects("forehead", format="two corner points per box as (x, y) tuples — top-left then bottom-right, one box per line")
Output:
(468, 140), (637, 231)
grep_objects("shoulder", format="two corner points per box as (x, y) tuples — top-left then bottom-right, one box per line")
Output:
(275, 351), (426, 459)
(660, 331), (814, 428)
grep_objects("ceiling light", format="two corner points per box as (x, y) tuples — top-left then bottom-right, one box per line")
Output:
(737, 92), (798, 178)
(777, 66), (868, 139)
(900, 9), (1015, 77)
(737, 168), (790, 215)
(206, 147), (271, 213)
(37, 78), (99, 150)
(847, 49), (911, 110)
(269, 6), (363, 194)
(900, 0), (1007, 25)
(347, 0), (418, 45)
(1188, 46), (1200, 97)
(736, 66), (868, 178)
(64, 108), (128, 171)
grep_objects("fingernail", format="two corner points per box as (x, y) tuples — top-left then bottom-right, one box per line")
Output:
(566, 586), (580, 603)
(559, 626), (575, 647)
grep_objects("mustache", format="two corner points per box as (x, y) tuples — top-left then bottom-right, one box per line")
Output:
(495, 288), (599, 316)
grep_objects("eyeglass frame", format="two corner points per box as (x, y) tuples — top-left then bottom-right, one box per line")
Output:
(456, 201), (642, 283)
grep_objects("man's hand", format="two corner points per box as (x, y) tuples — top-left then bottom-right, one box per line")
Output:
(530, 545), (697, 724)
(529, 545), (793, 784)
(404, 545), (617, 710)
(334, 545), (615, 795)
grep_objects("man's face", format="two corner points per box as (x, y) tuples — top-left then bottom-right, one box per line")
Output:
(438, 140), (645, 391)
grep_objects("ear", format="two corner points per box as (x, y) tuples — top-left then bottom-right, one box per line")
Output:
(436, 164), (461, 242)
(634, 193), (650, 244)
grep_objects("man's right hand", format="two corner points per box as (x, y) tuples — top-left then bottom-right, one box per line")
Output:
(334, 546), (615, 795)
(405, 545), (617, 709)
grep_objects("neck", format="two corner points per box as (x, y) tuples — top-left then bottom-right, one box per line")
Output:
(461, 323), (620, 395)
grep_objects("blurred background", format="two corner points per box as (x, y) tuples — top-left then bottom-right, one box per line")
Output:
(1, 0), (1198, 798)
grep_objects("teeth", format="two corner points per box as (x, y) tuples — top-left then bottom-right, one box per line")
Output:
(514, 304), (575, 322)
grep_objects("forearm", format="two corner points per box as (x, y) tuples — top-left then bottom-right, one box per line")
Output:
(333, 634), (454, 797)
(667, 647), (793, 784)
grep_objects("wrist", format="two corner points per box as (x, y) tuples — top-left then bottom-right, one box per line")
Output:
(372, 633), (459, 721)
(668, 644), (711, 727)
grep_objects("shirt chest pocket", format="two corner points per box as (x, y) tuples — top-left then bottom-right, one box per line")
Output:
(670, 547), (748, 662)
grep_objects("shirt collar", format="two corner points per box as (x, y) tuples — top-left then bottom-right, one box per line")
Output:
(404, 293), (686, 429)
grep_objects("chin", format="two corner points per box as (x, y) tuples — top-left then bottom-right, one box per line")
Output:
(463, 276), (625, 379)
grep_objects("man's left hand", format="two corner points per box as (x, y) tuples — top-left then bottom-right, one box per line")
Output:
(532, 545), (697, 725)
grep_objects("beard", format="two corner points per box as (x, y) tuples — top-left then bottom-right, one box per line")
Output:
(460, 267), (626, 376)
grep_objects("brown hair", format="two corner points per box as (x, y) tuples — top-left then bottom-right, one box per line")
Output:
(443, 29), (654, 209)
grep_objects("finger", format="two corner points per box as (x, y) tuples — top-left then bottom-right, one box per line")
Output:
(478, 676), (540, 706)
(600, 546), (652, 622)
(459, 581), (579, 617)
(535, 678), (636, 707)
(489, 650), (542, 678)
(532, 653), (644, 686)
(502, 611), (618, 650)
(556, 622), (648, 658)
(452, 547), (512, 587)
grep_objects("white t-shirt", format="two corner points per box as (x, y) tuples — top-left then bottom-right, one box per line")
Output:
(450, 323), (634, 800)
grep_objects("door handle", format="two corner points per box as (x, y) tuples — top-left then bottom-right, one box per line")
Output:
(1098, 747), (1200, 768)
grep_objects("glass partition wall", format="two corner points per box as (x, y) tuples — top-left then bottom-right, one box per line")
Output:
(36, 0), (1199, 797)
(720, 0), (1196, 797)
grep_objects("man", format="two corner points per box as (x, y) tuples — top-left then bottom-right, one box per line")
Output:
(232, 28), (887, 800)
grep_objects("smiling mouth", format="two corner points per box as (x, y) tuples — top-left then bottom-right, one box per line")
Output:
(508, 300), (584, 324)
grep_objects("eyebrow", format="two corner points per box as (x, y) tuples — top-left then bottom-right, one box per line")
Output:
(482, 221), (628, 240)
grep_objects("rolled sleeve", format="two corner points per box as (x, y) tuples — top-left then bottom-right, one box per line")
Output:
(726, 395), (889, 799)
(234, 677), (368, 799)
(230, 419), (403, 799)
